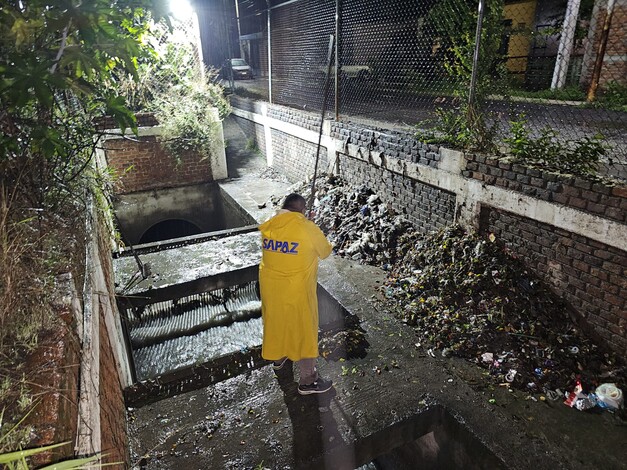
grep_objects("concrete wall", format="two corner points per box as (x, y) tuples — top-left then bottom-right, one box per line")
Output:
(230, 96), (627, 353)
(114, 183), (241, 246)
(103, 112), (227, 195)
(75, 194), (133, 468)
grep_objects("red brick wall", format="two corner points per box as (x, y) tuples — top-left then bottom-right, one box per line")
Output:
(105, 135), (214, 195)
(464, 155), (627, 352)
(25, 310), (80, 467)
(581, 1), (627, 89)
(97, 216), (129, 468)
(99, 305), (129, 469)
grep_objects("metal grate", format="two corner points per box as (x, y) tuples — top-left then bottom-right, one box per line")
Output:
(120, 281), (261, 380)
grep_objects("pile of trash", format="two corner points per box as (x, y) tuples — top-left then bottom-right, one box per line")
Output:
(270, 176), (626, 410)
(384, 225), (625, 405)
(275, 175), (419, 266)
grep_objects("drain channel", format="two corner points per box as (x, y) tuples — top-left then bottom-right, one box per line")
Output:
(120, 281), (261, 381)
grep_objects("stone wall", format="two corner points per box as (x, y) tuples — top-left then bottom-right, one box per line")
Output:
(230, 97), (627, 354)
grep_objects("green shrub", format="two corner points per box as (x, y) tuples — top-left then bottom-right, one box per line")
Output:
(505, 117), (606, 176)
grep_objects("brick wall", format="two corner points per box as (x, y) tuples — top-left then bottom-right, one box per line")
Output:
(271, 128), (328, 183)
(231, 99), (627, 353)
(483, 208), (626, 352)
(338, 154), (456, 234)
(331, 121), (441, 168)
(97, 217), (129, 468)
(25, 301), (80, 467)
(99, 308), (128, 468)
(580, 0), (627, 89)
(232, 115), (267, 160)
(464, 155), (627, 224)
(267, 105), (322, 132)
(105, 136), (213, 194)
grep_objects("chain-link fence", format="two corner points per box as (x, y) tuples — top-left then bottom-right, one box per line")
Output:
(230, 0), (626, 180)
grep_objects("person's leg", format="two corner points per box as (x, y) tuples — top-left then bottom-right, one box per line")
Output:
(272, 356), (290, 370)
(297, 358), (333, 395)
(297, 358), (318, 385)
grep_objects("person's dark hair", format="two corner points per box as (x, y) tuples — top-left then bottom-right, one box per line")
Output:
(282, 193), (306, 213)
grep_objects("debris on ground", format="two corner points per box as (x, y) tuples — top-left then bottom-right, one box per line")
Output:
(319, 313), (369, 361)
(272, 175), (626, 410)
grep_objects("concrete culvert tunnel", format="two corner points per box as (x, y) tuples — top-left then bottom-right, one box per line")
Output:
(113, 182), (255, 246)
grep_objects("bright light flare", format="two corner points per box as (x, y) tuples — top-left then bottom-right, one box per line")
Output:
(170, 0), (194, 20)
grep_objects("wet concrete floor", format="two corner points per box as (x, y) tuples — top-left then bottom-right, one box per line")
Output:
(126, 116), (627, 469)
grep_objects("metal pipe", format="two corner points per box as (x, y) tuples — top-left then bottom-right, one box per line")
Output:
(223, 0), (235, 91)
(234, 0), (245, 59)
(267, 0), (272, 102)
(468, 0), (485, 118)
(587, 0), (616, 102)
(335, 0), (341, 120)
(551, 0), (582, 90)
(308, 34), (336, 213)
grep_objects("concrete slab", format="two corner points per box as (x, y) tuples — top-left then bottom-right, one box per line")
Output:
(127, 256), (626, 469)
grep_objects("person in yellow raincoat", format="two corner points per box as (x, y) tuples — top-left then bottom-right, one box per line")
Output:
(259, 193), (334, 395)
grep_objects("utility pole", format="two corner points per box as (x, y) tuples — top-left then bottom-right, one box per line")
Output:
(551, 0), (582, 90)
(468, 0), (485, 123)
(234, 0), (245, 59)
(587, 0), (616, 102)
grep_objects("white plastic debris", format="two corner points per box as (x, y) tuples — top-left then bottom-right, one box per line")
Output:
(595, 383), (624, 410)
(481, 352), (494, 364)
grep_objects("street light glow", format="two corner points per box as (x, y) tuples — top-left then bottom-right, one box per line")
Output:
(170, 0), (194, 19)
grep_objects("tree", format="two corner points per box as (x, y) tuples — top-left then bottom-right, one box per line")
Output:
(422, 0), (505, 151)
(0, 0), (169, 455)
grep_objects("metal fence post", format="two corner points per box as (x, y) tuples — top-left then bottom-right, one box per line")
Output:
(335, 0), (341, 120)
(587, 0), (616, 102)
(267, 0), (272, 103)
(468, 0), (485, 122)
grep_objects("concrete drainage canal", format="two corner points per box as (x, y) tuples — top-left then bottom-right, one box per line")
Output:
(113, 188), (505, 469)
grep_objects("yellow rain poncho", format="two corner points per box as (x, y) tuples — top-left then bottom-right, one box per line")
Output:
(259, 210), (333, 362)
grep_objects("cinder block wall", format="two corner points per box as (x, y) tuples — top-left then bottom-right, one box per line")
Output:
(230, 97), (627, 354)
(271, 128), (329, 183)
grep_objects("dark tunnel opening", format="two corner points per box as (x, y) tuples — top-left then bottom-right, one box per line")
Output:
(139, 219), (203, 245)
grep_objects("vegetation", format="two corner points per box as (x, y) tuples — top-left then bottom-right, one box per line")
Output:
(417, 0), (506, 152)
(504, 116), (606, 176)
(595, 81), (627, 112)
(0, 0), (218, 465)
(507, 85), (586, 102)
(111, 21), (230, 164)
